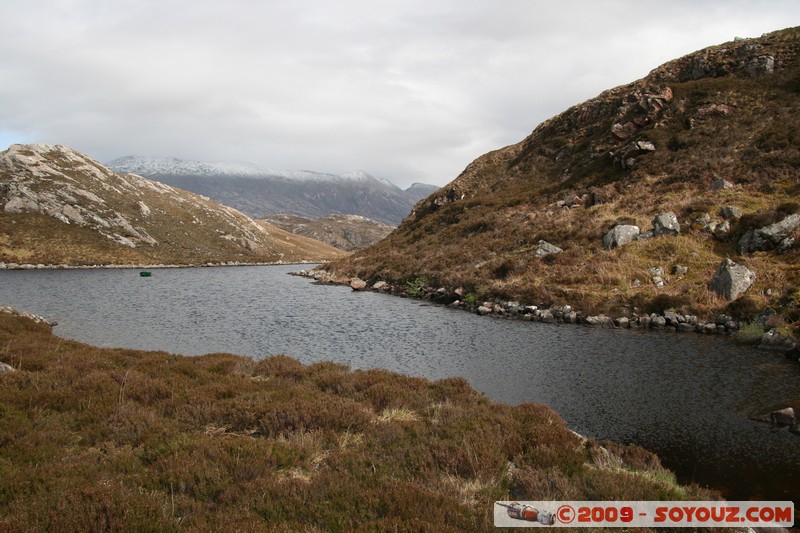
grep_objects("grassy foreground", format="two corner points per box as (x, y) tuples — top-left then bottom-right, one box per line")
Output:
(0, 310), (716, 531)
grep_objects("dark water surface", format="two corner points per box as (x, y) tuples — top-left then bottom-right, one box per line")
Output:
(1, 265), (799, 503)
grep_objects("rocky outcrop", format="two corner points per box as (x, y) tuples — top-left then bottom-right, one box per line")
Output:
(737, 214), (800, 254)
(603, 225), (640, 249)
(708, 258), (756, 300)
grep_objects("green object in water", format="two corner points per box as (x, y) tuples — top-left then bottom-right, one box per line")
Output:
(139, 271), (152, 277)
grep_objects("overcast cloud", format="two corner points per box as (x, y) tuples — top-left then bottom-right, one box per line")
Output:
(1, 1), (798, 187)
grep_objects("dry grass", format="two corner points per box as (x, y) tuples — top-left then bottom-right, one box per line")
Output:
(0, 311), (717, 531)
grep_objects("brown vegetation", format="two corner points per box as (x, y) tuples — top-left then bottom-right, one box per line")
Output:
(324, 28), (800, 331)
(0, 310), (716, 531)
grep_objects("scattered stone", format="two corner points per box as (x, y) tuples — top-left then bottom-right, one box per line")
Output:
(539, 310), (556, 324)
(713, 220), (731, 242)
(585, 315), (613, 327)
(708, 258), (756, 300)
(372, 281), (388, 290)
(617, 140), (656, 169)
(652, 212), (680, 236)
(720, 205), (742, 220)
(614, 317), (630, 328)
(0, 362), (15, 373)
(631, 279), (642, 288)
(535, 240), (563, 258)
(671, 264), (688, 277)
(639, 315), (651, 328)
(677, 323), (695, 332)
(477, 305), (493, 316)
(350, 278), (367, 291)
(663, 310), (684, 325)
(651, 316), (667, 328)
(603, 225), (640, 249)
(710, 176), (734, 190)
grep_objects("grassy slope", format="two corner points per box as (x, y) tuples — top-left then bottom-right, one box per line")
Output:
(262, 214), (396, 252)
(0, 311), (715, 531)
(324, 28), (800, 327)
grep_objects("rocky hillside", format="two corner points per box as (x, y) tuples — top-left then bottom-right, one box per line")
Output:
(0, 144), (345, 266)
(263, 214), (395, 252)
(107, 156), (439, 225)
(323, 27), (800, 331)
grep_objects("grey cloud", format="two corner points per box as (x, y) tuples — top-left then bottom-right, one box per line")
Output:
(1, 0), (799, 187)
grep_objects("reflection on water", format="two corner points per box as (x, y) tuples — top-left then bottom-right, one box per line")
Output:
(2, 265), (799, 502)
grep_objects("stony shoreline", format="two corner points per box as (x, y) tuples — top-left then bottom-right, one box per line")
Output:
(293, 269), (800, 362)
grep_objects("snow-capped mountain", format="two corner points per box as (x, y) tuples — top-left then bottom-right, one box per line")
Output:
(107, 156), (439, 225)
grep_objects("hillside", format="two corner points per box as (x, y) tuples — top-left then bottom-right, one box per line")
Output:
(263, 214), (395, 251)
(107, 156), (439, 226)
(0, 145), (345, 266)
(323, 27), (800, 330)
(0, 309), (715, 530)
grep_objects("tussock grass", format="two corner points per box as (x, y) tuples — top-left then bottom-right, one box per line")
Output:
(0, 311), (717, 530)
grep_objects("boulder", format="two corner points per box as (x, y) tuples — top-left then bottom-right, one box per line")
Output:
(477, 305), (493, 316)
(769, 407), (796, 427)
(650, 316), (667, 328)
(708, 258), (756, 300)
(350, 278), (367, 291)
(535, 240), (563, 258)
(663, 310), (684, 325)
(671, 264), (688, 276)
(614, 317), (630, 328)
(738, 214), (800, 254)
(713, 220), (731, 242)
(720, 205), (742, 220)
(677, 323), (695, 332)
(710, 177), (734, 190)
(603, 225), (640, 249)
(372, 281), (388, 290)
(585, 315), (613, 327)
(0, 362), (15, 373)
(652, 212), (681, 236)
(746, 55), (775, 77)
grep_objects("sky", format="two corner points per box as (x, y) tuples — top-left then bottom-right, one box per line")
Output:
(1, 1), (799, 188)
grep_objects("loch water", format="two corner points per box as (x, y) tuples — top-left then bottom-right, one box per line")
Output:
(1, 264), (799, 503)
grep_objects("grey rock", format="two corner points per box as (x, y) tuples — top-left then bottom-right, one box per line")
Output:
(738, 214), (800, 253)
(614, 317), (630, 328)
(703, 323), (718, 334)
(746, 55), (775, 77)
(651, 316), (667, 328)
(372, 281), (388, 290)
(720, 205), (742, 220)
(477, 305), (493, 316)
(663, 310), (684, 325)
(637, 230), (654, 240)
(540, 310), (556, 324)
(713, 220), (731, 241)
(350, 278), (367, 291)
(603, 225), (640, 249)
(535, 240), (563, 258)
(715, 314), (734, 326)
(652, 212), (681, 236)
(671, 264), (689, 276)
(710, 177), (734, 190)
(631, 279), (642, 288)
(0, 362), (15, 373)
(652, 276), (665, 289)
(677, 323), (695, 332)
(563, 311), (578, 324)
(769, 407), (796, 427)
(760, 329), (796, 351)
(649, 266), (664, 277)
(585, 315), (613, 327)
(639, 315), (651, 328)
(708, 258), (756, 300)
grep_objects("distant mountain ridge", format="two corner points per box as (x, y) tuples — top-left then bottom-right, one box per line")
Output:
(108, 156), (439, 225)
(0, 144), (345, 266)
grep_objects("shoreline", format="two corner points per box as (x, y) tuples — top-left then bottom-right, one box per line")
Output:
(293, 269), (800, 361)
